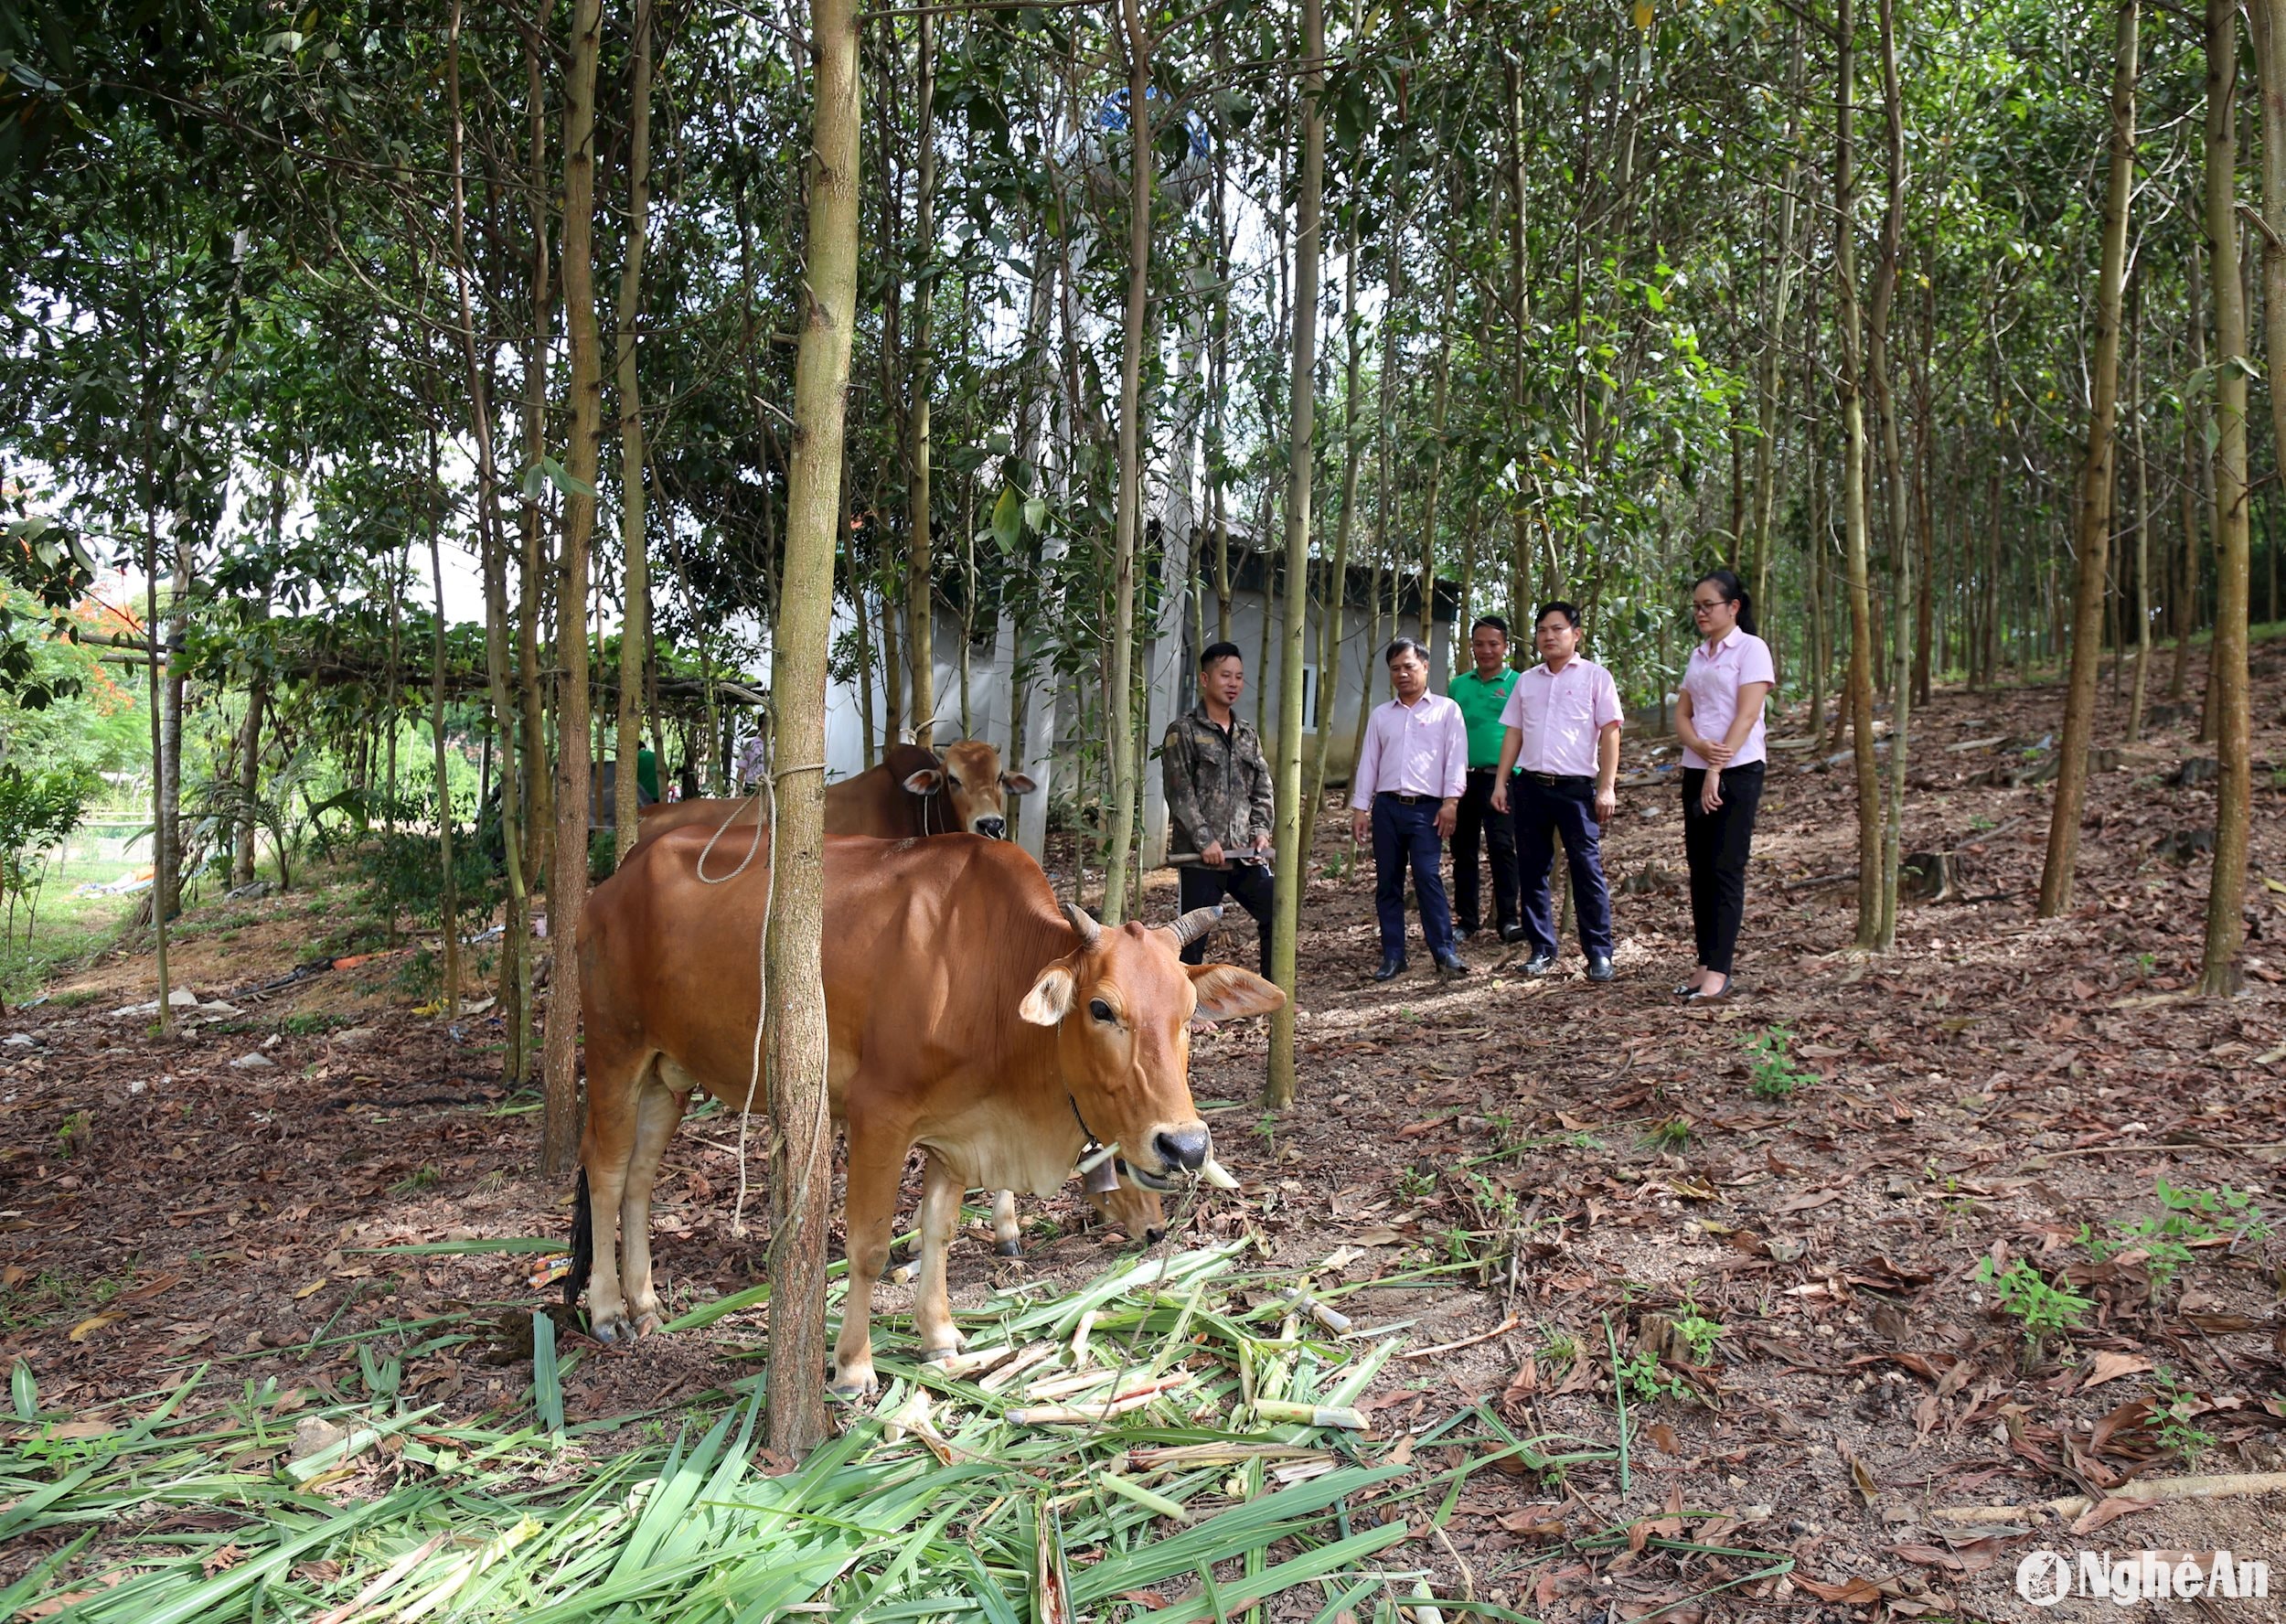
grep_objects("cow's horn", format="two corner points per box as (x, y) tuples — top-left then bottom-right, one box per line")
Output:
(1167, 905), (1223, 949)
(1062, 901), (1103, 948)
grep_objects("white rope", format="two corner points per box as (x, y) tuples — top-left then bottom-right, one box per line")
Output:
(693, 784), (768, 884)
(727, 757), (826, 1239)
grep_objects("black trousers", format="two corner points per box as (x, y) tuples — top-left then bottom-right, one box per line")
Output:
(1681, 761), (1765, 977)
(1450, 767), (1521, 935)
(1515, 774), (1613, 956)
(1178, 860), (1275, 975)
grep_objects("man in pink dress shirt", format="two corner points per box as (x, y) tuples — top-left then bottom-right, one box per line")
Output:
(1348, 638), (1470, 980)
(1490, 602), (1623, 982)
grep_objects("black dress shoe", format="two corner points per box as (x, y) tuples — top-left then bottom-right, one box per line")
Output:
(1522, 951), (1556, 977)
(1372, 956), (1406, 981)
(1586, 953), (1615, 984)
(1434, 954), (1470, 977)
(1499, 923), (1528, 945)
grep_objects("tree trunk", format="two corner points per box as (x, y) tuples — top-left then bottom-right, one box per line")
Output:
(1417, 222), (1454, 649)
(1750, 20), (1805, 623)
(2205, 0), (2258, 991)
(1102, 0), (1151, 925)
(766, 0), (860, 1458)
(1912, 272), (1936, 706)
(1266, 0), (1321, 1112)
(541, 0), (603, 1181)
(518, 29), (556, 903)
(2174, 215), (2208, 702)
(138, 380), (172, 1039)
(1305, 224), (1364, 858)
(2128, 276), (2152, 743)
(907, 9), (937, 748)
(426, 432), (462, 1019)
(613, 0), (656, 864)
(2040, 0), (2138, 917)
(1834, 0), (1884, 950)
(1867, 0), (1912, 950)
(233, 469), (278, 890)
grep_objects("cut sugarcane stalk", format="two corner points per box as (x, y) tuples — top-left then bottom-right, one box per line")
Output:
(976, 1341), (1060, 1393)
(1250, 1399), (1367, 1430)
(1096, 1472), (1191, 1522)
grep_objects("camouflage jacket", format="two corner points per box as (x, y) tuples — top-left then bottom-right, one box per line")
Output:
(1161, 704), (1274, 856)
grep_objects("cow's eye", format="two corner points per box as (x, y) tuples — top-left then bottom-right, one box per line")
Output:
(945, 775), (962, 790)
(1088, 998), (1115, 1024)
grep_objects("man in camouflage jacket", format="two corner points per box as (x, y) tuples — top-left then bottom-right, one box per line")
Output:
(1161, 641), (1276, 974)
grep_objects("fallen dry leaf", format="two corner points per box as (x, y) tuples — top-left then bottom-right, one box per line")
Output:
(67, 1312), (124, 1342)
(2082, 1351), (2154, 1391)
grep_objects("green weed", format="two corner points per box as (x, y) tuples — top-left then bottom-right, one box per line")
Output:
(1618, 1346), (1690, 1404)
(1741, 1025), (1817, 1101)
(1395, 1164), (1437, 1200)
(1975, 1256), (2092, 1348)
(1644, 1117), (1692, 1152)
(2150, 1367), (2215, 1464)
(390, 1166), (442, 1196)
(2081, 1179), (2270, 1290)
(1672, 1295), (1725, 1363)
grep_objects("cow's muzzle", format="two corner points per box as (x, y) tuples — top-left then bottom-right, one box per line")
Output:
(1153, 1124), (1209, 1176)
(974, 817), (1007, 839)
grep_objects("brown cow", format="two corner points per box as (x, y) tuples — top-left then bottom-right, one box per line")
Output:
(632, 739), (1153, 1245)
(634, 741), (1036, 847)
(568, 829), (1282, 1393)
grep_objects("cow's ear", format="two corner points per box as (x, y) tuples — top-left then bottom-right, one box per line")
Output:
(902, 768), (945, 795)
(1019, 965), (1076, 1025)
(1002, 771), (1040, 795)
(1187, 964), (1287, 1021)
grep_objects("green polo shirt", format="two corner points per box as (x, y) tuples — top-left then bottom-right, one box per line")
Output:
(1447, 668), (1519, 769)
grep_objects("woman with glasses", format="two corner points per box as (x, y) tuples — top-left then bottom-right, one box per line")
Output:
(1672, 570), (1775, 1002)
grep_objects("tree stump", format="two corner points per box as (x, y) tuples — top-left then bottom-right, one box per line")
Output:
(1899, 849), (1966, 903)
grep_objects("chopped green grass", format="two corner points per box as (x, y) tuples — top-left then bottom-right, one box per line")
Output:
(0, 1242), (1738, 1621)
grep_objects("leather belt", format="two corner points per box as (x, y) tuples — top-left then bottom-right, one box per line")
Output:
(1522, 771), (1593, 787)
(1378, 791), (1434, 805)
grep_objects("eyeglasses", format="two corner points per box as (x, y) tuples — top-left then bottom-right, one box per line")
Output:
(1691, 600), (1726, 614)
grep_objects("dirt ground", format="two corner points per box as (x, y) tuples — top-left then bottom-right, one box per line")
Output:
(5, 646), (2286, 1622)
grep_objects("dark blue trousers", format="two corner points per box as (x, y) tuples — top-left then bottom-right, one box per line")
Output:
(1516, 774), (1614, 958)
(1371, 794), (1454, 963)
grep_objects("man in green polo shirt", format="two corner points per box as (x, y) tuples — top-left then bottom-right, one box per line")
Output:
(1447, 616), (1524, 942)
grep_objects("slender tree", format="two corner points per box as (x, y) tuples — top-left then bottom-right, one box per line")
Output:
(1101, 0), (1151, 924)
(766, 0), (862, 1456)
(613, 0), (657, 862)
(906, 10), (937, 748)
(1833, 0), (1883, 949)
(2040, 0), (2138, 916)
(1266, 0), (1322, 1111)
(540, 0), (604, 1179)
(1867, 0), (1910, 949)
(2202, 0), (2254, 991)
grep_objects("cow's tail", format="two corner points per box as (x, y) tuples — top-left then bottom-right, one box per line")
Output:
(565, 1166), (593, 1313)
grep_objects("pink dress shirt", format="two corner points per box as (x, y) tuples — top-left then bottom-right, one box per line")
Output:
(1680, 629), (1777, 768)
(1348, 692), (1469, 810)
(1498, 657), (1622, 777)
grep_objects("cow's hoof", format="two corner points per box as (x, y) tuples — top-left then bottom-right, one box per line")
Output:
(828, 1368), (877, 1400)
(994, 1239), (1022, 1258)
(919, 1344), (959, 1365)
(589, 1312), (638, 1345)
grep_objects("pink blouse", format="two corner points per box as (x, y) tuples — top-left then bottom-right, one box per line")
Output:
(1680, 629), (1776, 769)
